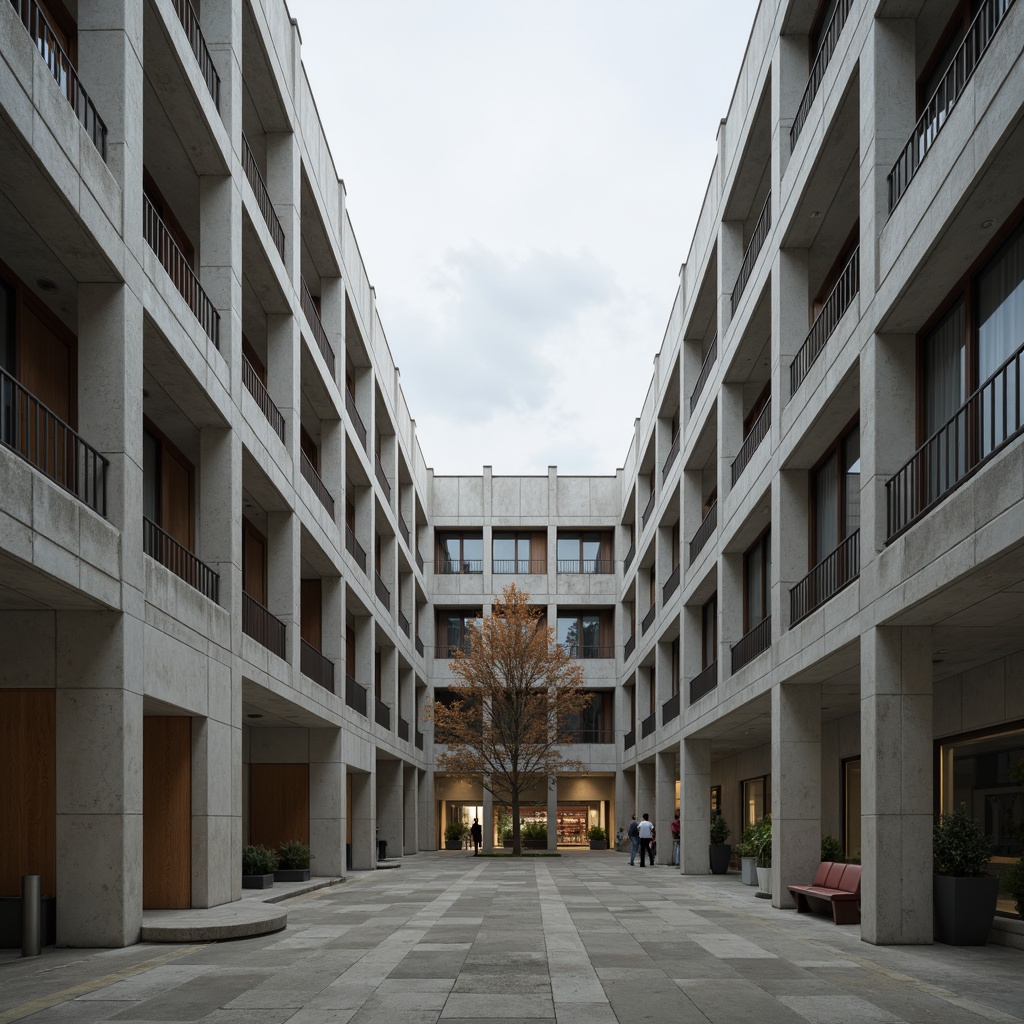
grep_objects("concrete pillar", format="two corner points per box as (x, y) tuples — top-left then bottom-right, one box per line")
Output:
(636, 760), (656, 826)
(267, 129), (300, 284)
(718, 382), (744, 501)
(191, 709), (236, 907)
(861, 625), (933, 944)
(403, 764), (418, 856)
(376, 757), (403, 860)
(200, 0), (242, 143)
(718, 219), (744, 338)
(775, 471), (809, 633)
(349, 769), (375, 870)
(681, 737), (711, 874)
(310, 728), (344, 877)
(55, 612), (142, 947)
(199, 171), (240, 380)
(771, 683), (821, 908)
(655, 750), (677, 865)
(482, 787), (494, 853)
(419, 767), (435, 851)
(547, 778), (558, 852)
(268, 311), (300, 479)
(268, 511), (299, 675)
(773, 248), (809, 406)
(199, 426), (241, 643)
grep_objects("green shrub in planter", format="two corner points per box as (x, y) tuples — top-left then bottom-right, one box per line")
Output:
(497, 814), (512, 844)
(444, 820), (468, 843)
(277, 840), (311, 870)
(709, 815), (731, 845)
(934, 805), (991, 877)
(242, 844), (278, 875)
(588, 826), (607, 842)
(933, 804), (998, 945)
(750, 814), (772, 868)
(1003, 857), (1024, 919)
(521, 821), (547, 841)
(821, 834), (843, 862)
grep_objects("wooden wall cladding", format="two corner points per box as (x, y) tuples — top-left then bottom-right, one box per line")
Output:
(249, 763), (309, 849)
(0, 690), (56, 897)
(143, 716), (192, 910)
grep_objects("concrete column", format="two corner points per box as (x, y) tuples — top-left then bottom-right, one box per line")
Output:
(310, 728), (344, 877)
(771, 683), (821, 908)
(403, 764), (418, 856)
(320, 276), (344, 389)
(267, 131), (300, 284)
(482, 787), (494, 853)
(200, 0), (242, 143)
(718, 220), (744, 337)
(720, 550), (744, 662)
(773, 248), (809, 405)
(268, 311), (300, 477)
(861, 625), (933, 945)
(191, 710), (235, 907)
(655, 750), (677, 865)
(199, 171), (241, 381)
(547, 778), (558, 852)
(614, 769), (634, 844)
(321, 419), (343, 518)
(55, 612), (142, 947)
(267, 511), (299, 675)
(419, 767), (435, 850)
(718, 382), (744, 501)
(200, 426), (241, 645)
(681, 737), (711, 874)
(636, 760), (656, 826)
(322, 575), (343, 673)
(376, 758), (403, 860)
(774, 33), (807, 179)
(775, 470), (809, 633)
(349, 769), (375, 870)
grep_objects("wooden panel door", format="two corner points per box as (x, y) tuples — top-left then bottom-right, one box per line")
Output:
(0, 690), (56, 897)
(242, 519), (267, 604)
(161, 444), (192, 549)
(143, 717), (191, 909)
(249, 763), (309, 850)
(18, 303), (72, 424)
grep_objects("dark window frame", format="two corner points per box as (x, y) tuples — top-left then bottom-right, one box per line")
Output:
(743, 527), (771, 634)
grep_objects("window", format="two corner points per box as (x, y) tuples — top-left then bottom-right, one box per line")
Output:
(436, 532), (483, 574)
(811, 422), (860, 564)
(702, 595), (717, 669)
(809, 0), (841, 61)
(556, 532), (612, 573)
(300, 424), (319, 472)
(670, 521), (680, 572)
(741, 775), (771, 829)
(242, 518), (267, 604)
(493, 531), (545, 573)
(374, 649), (382, 701)
(436, 610), (482, 656)
(917, 0), (986, 114)
(562, 691), (614, 744)
(301, 579), (321, 652)
(143, 421), (193, 550)
(557, 610), (612, 659)
(670, 638), (680, 695)
(345, 615), (356, 680)
(744, 529), (771, 632)
(743, 383), (771, 438)
(843, 757), (861, 862)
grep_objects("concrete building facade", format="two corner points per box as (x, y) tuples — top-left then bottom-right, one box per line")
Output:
(1, 0), (1022, 949)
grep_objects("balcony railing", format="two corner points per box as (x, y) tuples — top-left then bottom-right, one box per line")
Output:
(888, 0), (1015, 212)
(374, 572), (391, 610)
(300, 639), (334, 693)
(641, 604), (657, 635)
(731, 616), (771, 674)
(731, 397), (771, 486)
(399, 514), (411, 547)
(556, 559), (614, 574)
(416, 548), (425, 573)
(300, 452), (334, 517)
(790, 247), (859, 395)
(790, 529), (860, 626)
(415, 729), (424, 750)
(300, 279), (336, 378)
(144, 195), (220, 346)
(624, 634), (635, 660)
(790, 0), (855, 150)
(172, 0), (219, 108)
(663, 429), (680, 479)
(0, 367), (108, 516)
(561, 644), (615, 660)
(374, 454), (391, 503)
(689, 662), (718, 705)
(731, 192), (772, 313)
(345, 526), (367, 574)
(375, 698), (391, 730)
(662, 565), (680, 603)
(886, 336), (1024, 539)
(562, 728), (614, 744)
(624, 541), (635, 573)
(493, 558), (547, 574)
(691, 334), (718, 414)
(143, 516), (219, 602)
(241, 134), (284, 259)
(11, 0), (107, 159)
(398, 611), (410, 637)
(624, 728), (636, 750)
(242, 592), (286, 659)
(345, 675), (367, 717)
(415, 635), (425, 657)
(434, 641), (472, 659)
(435, 558), (483, 575)
(662, 691), (680, 726)
(641, 712), (657, 739)
(345, 388), (367, 451)
(641, 489), (656, 530)
(242, 356), (284, 442)
(398, 716), (410, 741)
(689, 500), (718, 565)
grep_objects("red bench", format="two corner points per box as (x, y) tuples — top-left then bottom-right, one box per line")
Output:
(787, 861), (861, 924)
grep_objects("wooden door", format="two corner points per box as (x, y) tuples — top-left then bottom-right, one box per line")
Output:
(161, 444), (192, 549)
(250, 764), (309, 849)
(242, 519), (267, 604)
(143, 717), (191, 909)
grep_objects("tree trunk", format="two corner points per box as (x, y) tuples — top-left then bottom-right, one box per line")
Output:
(511, 790), (521, 856)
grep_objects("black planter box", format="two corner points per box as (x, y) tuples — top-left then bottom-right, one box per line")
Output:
(589, 840), (608, 850)
(242, 873), (274, 889)
(444, 840), (463, 850)
(709, 843), (732, 874)
(0, 896), (57, 948)
(273, 868), (310, 882)
(933, 874), (998, 945)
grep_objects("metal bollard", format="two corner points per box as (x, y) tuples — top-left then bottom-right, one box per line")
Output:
(22, 875), (41, 957)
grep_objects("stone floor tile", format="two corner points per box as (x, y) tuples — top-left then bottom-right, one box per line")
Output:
(440, 994), (555, 1019)
(777, 995), (905, 1024)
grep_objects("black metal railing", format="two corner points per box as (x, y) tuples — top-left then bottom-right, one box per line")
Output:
(345, 526), (367, 573)
(689, 500), (717, 565)
(641, 489), (656, 530)
(242, 592), (286, 659)
(433, 641), (472, 659)
(415, 728), (424, 749)
(374, 572), (390, 609)
(345, 388), (367, 450)
(888, 0), (1015, 212)
(375, 698), (391, 730)
(11, 0), (107, 159)
(663, 429), (680, 479)
(300, 278), (336, 378)
(398, 716), (410, 741)
(493, 558), (547, 574)
(300, 639), (334, 693)
(0, 367), (107, 515)
(242, 356), (284, 441)
(790, 529), (860, 626)
(731, 397), (771, 486)
(374, 453), (391, 503)
(415, 635), (425, 657)
(300, 451), (334, 517)
(241, 134), (284, 259)
(662, 564), (680, 602)
(886, 336), (1024, 539)
(662, 691), (680, 725)
(562, 728), (614, 744)
(143, 516), (219, 601)
(731, 616), (771, 674)
(624, 728), (636, 750)
(624, 541), (635, 573)
(172, 0), (219, 108)
(398, 610), (410, 636)
(790, 0), (855, 150)
(641, 712), (657, 739)
(790, 247), (859, 395)
(556, 559), (614, 574)
(345, 675), (367, 716)
(731, 192), (772, 313)
(435, 558), (483, 575)
(144, 195), (220, 346)
(561, 644), (615, 660)
(689, 662), (718, 705)
(691, 334), (718, 414)
(641, 604), (657, 635)
(415, 548), (425, 573)
(399, 514), (411, 547)
(624, 634), (635, 660)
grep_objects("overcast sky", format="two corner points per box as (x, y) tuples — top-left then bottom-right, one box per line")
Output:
(287, 1), (761, 476)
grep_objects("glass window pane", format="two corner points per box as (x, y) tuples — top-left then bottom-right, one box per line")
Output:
(746, 549), (763, 624)
(843, 427), (860, 539)
(516, 536), (531, 571)
(493, 537), (515, 562)
(582, 535), (601, 571)
(814, 451), (839, 560)
(557, 616), (576, 647)
(462, 537), (483, 563)
(581, 615), (600, 653)
(444, 536), (461, 561)
(978, 224), (1024, 379)
(557, 537), (578, 561)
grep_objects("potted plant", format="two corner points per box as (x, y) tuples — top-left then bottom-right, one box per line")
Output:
(933, 804), (998, 944)
(444, 820), (466, 851)
(1002, 856), (1024, 919)
(752, 815), (772, 895)
(736, 826), (758, 885)
(588, 825), (608, 851)
(242, 844), (278, 888)
(821, 834), (843, 863)
(709, 815), (731, 874)
(520, 820), (548, 850)
(275, 839), (312, 882)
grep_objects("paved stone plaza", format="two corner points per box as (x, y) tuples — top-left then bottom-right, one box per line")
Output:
(1, 853), (1021, 1024)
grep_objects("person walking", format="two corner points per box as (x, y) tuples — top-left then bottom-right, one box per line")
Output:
(627, 814), (640, 866)
(671, 811), (680, 866)
(470, 818), (482, 856)
(638, 812), (655, 867)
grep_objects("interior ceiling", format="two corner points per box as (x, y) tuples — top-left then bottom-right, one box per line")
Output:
(242, 678), (329, 728)
(0, 547), (109, 611)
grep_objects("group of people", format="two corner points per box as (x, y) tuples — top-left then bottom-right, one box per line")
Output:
(618, 811), (682, 866)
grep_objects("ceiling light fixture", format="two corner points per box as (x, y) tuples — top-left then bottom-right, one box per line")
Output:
(981, 218), (994, 229)
(246, 713), (263, 719)
(36, 278), (56, 292)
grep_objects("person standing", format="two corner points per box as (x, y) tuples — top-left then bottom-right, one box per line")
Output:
(671, 811), (681, 866)
(627, 814), (640, 866)
(638, 813), (655, 867)
(470, 818), (482, 856)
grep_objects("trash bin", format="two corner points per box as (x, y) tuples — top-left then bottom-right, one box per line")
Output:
(377, 839), (388, 861)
